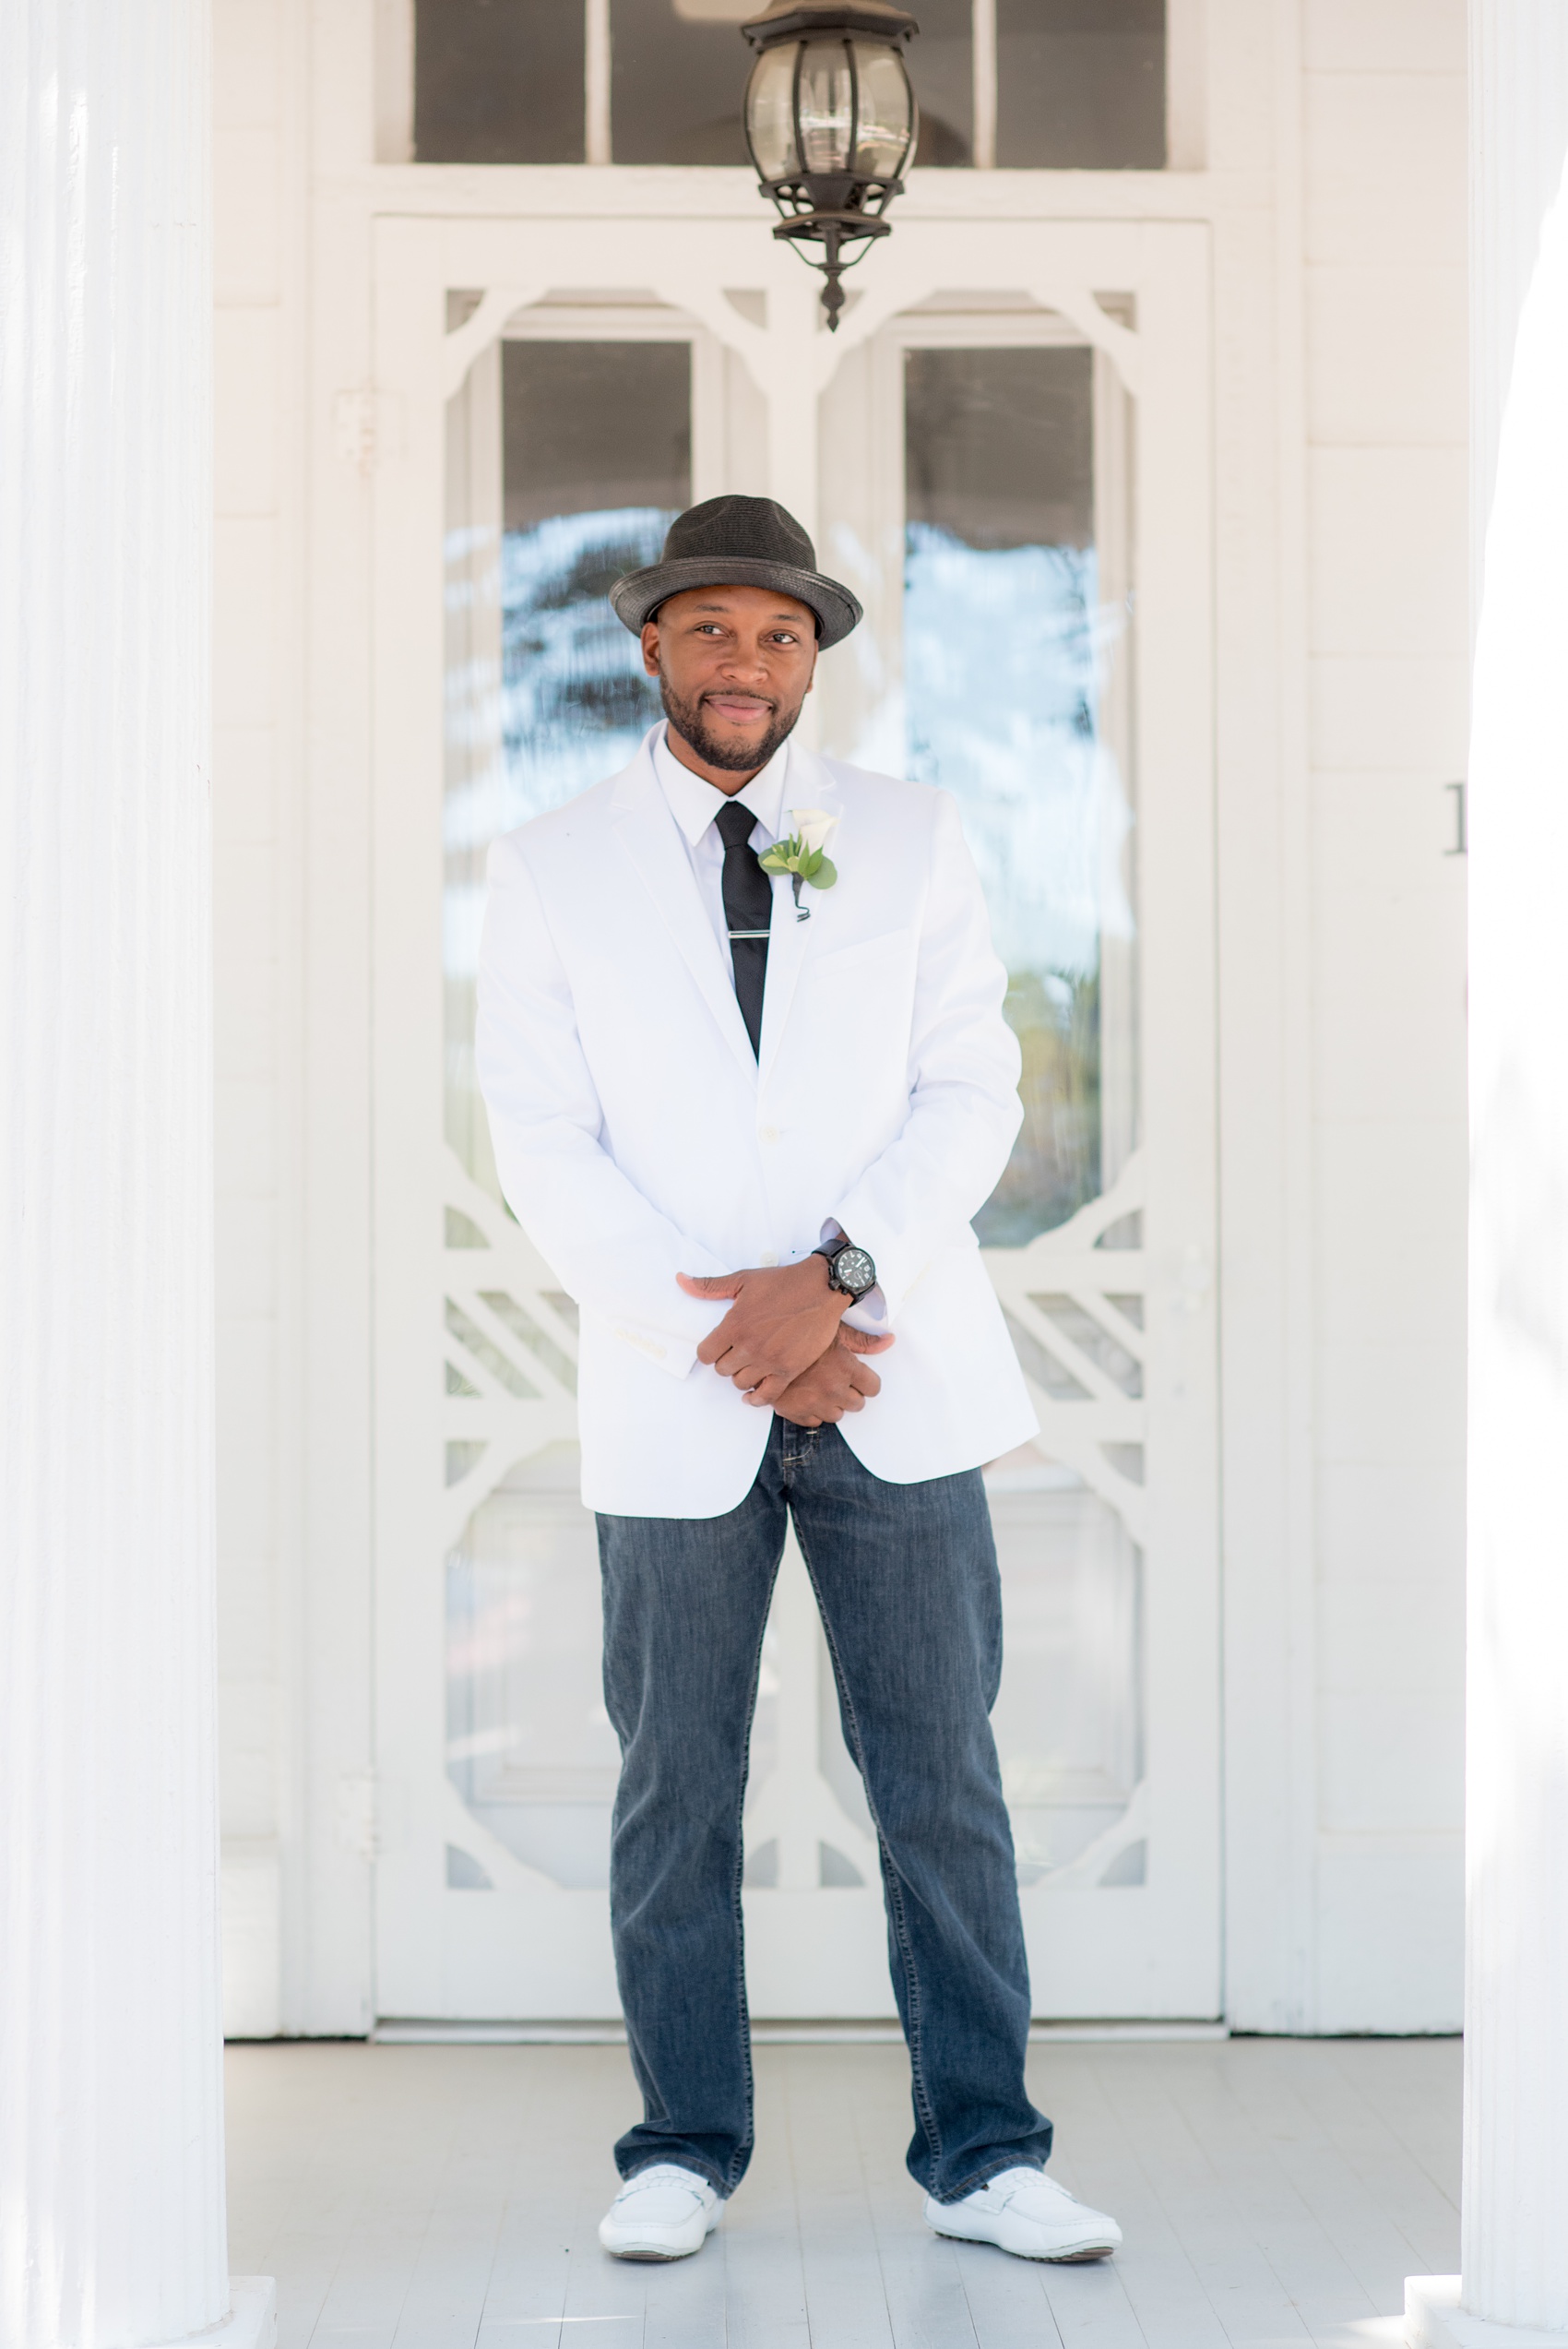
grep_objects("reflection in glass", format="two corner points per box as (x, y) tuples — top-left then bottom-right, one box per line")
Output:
(445, 339), (691, 1198)
(852, 43), (918, 176)
(446, 1450), (618, 1888)
(797, 41), (856, 173)
(744, 47), (799, 180)
(904, 344), (1135, 1244)
(985, 1466), (1143, 1879)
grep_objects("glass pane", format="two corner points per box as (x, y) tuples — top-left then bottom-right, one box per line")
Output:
(445, 339), (691, 1197)
(413, 0), (584, 163)
(903, 344), (1135, 1244)
(446, 1450), (618, 1888)
(612, 0), (752, 165)
(987, 1473), (1143, 1881)
(744, 44), (800, 180)
(851, 42), (915, 178)
(996, 0), (1165, 170)
(905, 0), (971, 165)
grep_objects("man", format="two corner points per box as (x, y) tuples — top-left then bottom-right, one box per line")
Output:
(476, 495), (1123, 2266)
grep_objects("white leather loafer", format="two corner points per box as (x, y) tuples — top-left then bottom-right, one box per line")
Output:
(598, 2163), (723, 2260)
(925, 2164), (1123, 2261)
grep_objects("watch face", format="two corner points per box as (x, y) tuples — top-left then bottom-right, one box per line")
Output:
(836, 1246), (876, 1295)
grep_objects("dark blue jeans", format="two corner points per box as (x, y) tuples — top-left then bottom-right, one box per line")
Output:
(597, 1417), (1052, 2201)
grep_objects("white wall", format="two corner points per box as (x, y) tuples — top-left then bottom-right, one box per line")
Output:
(1301, 0), (1468, 2032)
(1211, 0), (1468, 2037)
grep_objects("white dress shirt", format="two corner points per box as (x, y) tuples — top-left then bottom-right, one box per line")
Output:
(651, 722), (790, 965)
(649, 721), (885, 1330)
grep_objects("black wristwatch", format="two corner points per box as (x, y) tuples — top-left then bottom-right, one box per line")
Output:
(813, 1235), (878, 1299)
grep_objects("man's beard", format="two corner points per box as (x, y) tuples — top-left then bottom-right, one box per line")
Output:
(659, 674), (802, 774)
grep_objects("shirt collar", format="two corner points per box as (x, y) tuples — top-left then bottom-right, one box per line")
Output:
(653, 723), (791, 849)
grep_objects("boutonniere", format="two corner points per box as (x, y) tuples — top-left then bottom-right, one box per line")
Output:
(760, 808), (839, 921)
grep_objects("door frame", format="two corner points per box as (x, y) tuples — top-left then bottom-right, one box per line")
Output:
(365, 205), (1220, 2021)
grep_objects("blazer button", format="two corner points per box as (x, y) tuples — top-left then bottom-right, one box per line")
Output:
(759, 1248), (779, 1266)
(759, 1124), (779, 1145)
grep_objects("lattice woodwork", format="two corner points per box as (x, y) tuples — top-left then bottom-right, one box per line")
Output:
(440, 1151), (578, 1552)
(982, 1151), (1148, 1546)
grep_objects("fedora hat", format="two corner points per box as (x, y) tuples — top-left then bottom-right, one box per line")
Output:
(610, 495), (862, 650)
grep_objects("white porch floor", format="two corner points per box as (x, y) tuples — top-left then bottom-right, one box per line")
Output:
(226, 2036), (1459, 2349)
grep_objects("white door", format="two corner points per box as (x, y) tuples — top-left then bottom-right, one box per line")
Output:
(370, 206), (1219, 2022)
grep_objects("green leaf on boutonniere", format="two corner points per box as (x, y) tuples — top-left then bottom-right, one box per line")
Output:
(759, 835), (838, 892)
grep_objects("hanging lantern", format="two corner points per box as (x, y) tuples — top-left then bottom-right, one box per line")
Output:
(741, 0), (920, 331)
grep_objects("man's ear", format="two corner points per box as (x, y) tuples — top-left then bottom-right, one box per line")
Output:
(640, 621), (661, 678)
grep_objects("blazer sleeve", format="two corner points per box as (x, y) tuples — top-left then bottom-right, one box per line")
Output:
(475, 831), (729, 1380)
(830, 788), (1022, 1322)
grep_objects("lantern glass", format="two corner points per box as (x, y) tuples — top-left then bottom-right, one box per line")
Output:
(743, 42), (800, 180)
(797, 38), (856, 174)
(851, 40), (917, 176)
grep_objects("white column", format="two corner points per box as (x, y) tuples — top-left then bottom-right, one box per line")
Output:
(1408, 10), (1568, 2349)
(1467, 3), (1568, 615)
(0, 6), (270, 2349)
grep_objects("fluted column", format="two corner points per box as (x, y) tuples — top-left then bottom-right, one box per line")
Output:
(0, 6), (267, 2348)
(1408, 10), (1568, 2348)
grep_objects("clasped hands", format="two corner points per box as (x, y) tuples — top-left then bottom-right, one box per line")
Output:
(676, 1257), (893, 1428)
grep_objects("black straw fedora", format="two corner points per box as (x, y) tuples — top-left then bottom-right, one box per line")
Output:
(610, 495), (862, 650)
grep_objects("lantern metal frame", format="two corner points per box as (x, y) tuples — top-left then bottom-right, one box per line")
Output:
(740, 0), (921, 331)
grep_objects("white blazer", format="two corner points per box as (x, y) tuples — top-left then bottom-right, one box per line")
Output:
(475, 727), (1039, 1518)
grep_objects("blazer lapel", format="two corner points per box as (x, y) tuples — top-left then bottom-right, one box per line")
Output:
(610, 747), (759, 1081)
(757, 752), (844, 1085)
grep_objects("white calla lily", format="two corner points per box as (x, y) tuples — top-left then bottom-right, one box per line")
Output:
(790, 807), (839, 855)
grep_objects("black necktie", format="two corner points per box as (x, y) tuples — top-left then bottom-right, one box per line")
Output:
(715, 798), (772, 1058)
